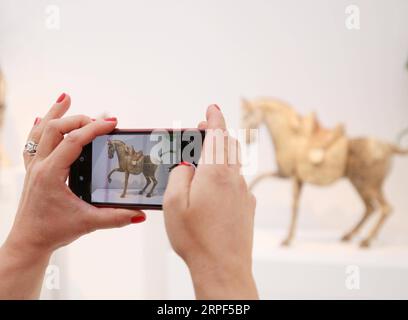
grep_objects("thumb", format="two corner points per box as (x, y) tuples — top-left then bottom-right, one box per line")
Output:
(86, 208), (146, 231)
(163, 162), (195, 214)
(206, 104), (226, 131)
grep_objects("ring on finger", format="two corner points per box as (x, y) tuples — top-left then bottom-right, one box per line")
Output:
(24, 140), (39, 156)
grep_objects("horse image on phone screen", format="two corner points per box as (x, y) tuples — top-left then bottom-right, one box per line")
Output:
(107, 140), (159, 198)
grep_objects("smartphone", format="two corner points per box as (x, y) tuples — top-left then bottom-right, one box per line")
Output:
(69, 129), (205, 210)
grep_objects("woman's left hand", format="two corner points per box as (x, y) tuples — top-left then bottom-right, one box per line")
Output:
(0, 93), (145, 299)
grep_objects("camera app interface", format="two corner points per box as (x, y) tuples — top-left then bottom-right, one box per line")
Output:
(91, 130), (203, 206)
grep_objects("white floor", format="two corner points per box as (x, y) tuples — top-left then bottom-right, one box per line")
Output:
(92, 188), (164, 205)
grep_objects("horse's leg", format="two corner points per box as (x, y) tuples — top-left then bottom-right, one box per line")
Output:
(360, 189), (392, 248)
(107, 168), (122, 183)
(281, 178), (303, 246)
(120, 172), (130, 198)
(341, 184), (375, 242)
(146, 176), (158, 198)
(139, 176), (151, 195)
(146, 165), (158, 197)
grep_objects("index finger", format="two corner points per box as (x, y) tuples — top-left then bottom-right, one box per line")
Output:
(24, 93), (71, 168)
(48, 118), (118, 169)
(29, 93), (71, 142)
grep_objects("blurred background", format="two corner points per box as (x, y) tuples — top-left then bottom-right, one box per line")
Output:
(0, 0), (407, 299)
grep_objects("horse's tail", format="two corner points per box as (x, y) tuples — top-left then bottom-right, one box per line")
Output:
(392, 127), (408, 156)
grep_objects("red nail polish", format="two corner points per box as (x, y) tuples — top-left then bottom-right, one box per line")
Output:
(104, 117), (117, 122)
(33, 117), (41, 126)
(179, 161), (195, 168)
(212, 104), (220, 111)
(91, 118), (96, 121)
(56, 93), (66, 103)
(131, 215), (146, 224)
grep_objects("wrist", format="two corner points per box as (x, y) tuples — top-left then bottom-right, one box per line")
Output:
(186, 255), (258, 300)
(3, 231), (52, 267)
(0, 235), (52, 299)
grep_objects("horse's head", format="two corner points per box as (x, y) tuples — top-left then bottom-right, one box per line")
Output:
(241, 98), (265, 145)
(107, 140), (115, 159)
(241, 98), (301, 144)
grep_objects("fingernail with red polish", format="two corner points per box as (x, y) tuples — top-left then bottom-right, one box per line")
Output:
(212, 104), (220, 111)
(104, 117), (117, 122)
(179, 161), (195, 168)
(131, 215), (146, 224)
(91, 118), (96, 121)
(56, 93), (66, 103)
(33, 117), (41, 126)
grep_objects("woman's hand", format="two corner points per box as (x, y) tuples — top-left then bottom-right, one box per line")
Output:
(0, 93), (145, 299)
(163, 105), (258, 300)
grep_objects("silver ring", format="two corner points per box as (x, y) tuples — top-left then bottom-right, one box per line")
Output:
(24, 140), (38, 156)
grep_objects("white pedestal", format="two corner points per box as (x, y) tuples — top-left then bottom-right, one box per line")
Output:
(167, 228), (408, 299)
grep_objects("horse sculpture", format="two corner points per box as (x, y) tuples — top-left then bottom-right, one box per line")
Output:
(107, 140), (159, 198)
(242, 98), (408, 248)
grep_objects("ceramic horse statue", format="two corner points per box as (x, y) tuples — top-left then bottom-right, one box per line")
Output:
(107, 140), (159, 198)
(242, 97), (408, 248)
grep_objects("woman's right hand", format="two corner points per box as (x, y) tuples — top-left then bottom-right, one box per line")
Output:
(163, 105), (258, 300)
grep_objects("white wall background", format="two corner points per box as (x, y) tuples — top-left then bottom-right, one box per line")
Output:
(1, 0), (408, 299)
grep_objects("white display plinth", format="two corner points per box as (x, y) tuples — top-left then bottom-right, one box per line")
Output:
(167, 228), (408, 299)
(92, 188), (164, 204)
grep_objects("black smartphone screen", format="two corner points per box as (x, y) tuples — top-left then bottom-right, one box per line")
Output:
(69, 129), (205, 210)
